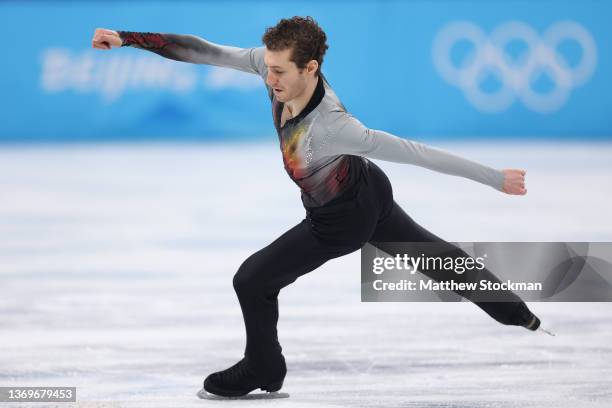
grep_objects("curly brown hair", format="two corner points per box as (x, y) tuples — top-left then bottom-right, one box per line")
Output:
(262, 16), (329, 76)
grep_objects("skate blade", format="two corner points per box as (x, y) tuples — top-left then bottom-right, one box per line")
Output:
(538, 326), (556, 337)
(196, 388), (290, 400)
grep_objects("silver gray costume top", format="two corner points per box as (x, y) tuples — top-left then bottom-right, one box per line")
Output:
(118, 32), (505, 206)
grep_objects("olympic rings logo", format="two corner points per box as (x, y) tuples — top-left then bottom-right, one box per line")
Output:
(431, 21), (597, 113)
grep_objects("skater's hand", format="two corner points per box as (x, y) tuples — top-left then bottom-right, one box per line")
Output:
(501, 169), (527, 195)
(92, 28), (122, 50)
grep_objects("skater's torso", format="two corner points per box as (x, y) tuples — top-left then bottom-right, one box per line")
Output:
(116, 31), (366, 207)
(267, 74), (367, 207)
(117, 33), (505, 203)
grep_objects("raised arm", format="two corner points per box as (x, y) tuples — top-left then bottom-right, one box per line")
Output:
(326, 112), (527, 195)
(92, 28), (266, 77)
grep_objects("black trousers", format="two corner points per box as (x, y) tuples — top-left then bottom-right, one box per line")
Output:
(233, 161), (533, 371)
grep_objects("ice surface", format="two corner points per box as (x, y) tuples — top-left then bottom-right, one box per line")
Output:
(0, 141), (611, 407)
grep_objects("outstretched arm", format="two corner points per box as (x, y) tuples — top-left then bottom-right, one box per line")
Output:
(92, 28), (266, 76)
(326, 112), (527, 195)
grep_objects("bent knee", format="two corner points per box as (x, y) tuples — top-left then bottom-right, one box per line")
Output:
(233, 257), (266, 295)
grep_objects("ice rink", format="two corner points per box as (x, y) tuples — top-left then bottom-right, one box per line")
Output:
(1, 141), (611, 407)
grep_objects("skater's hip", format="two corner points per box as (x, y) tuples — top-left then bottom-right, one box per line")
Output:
(304, 160), (391, 212)
(304, 159), (391, 207)
(302, 159), (393, 246)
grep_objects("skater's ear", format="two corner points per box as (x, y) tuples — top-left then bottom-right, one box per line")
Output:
(304, 59), (319, 76)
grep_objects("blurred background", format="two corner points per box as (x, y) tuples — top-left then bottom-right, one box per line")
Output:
(1, 1), (611, 407)
(2, 0), (610, 142)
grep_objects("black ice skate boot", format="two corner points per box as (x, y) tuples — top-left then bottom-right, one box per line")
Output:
(202, 355), (287, 397)
(510, 302), (541, 331)
(479, 302), (554, 335)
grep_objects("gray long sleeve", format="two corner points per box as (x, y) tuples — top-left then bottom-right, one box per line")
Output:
(325, 111), (505, 191)
(117, 31), (267, 77)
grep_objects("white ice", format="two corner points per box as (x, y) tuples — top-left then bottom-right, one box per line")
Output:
(1, 141), (611, 407)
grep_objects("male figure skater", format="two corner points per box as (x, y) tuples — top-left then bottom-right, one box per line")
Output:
(92, 16), (541, 398)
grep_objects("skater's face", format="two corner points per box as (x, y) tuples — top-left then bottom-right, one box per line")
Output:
(264, 47), (318, 103)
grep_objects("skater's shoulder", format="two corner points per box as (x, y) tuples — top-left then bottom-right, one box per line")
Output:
(315, 101), (355, 130)
(317, 77), (351, 119)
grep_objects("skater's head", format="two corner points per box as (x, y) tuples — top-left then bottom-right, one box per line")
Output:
(262, 16), (328, 102)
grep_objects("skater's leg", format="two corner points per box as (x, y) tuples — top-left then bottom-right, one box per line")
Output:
(205, 219), (363, 397)
(232, 218), (359, 371)
(204, 161), (382, 397)
(369, 201), (540, 329)
(232, 162), (388, 371)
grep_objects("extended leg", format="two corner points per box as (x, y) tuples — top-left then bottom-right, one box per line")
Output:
(369, 201), (540, 329)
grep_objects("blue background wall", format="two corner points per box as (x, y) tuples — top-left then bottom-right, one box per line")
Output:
(2, 0), (611, 142)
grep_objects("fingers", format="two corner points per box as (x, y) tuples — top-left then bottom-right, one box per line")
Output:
(92, 36), (117, 50)
(502, 182), (527, 195)
(505, 188), (527, 196)
(92, 40), (110, 50)
(501, 168), (528, 196)
(92, 28), (119, 49)
(93, 28), (119, 48)
(504, 169), (526, 176)
(93, 28), (104, 42)
(94, 28), (116, 37)
(94, 33), (112, 43)
(514, 185), (527, 195)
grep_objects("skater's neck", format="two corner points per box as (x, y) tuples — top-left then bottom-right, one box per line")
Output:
(285, 75), (321, 119)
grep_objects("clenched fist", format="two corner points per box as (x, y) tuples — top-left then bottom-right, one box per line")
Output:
(92, 28), (122, 50)
(501, 169), (527, 195)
